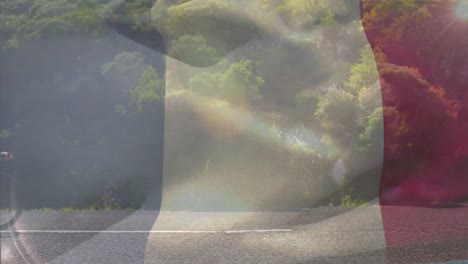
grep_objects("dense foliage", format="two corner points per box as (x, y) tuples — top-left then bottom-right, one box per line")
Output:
(361, 0), (468, 205)
(6, 0), (453, 210)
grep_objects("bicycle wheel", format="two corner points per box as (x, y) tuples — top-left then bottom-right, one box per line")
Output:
(0, 175), (22, 229)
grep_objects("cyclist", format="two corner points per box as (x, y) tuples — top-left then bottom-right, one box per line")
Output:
(0, 151), (14, 177)
(0, 151), (19, 229)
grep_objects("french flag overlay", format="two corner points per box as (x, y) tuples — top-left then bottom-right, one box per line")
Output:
(3, 0), (468, 263)
(361, 0), (468, 262)
(109, 0), (468, 263)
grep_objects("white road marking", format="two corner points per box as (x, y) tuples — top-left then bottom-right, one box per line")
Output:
(0, 229), (292, 234)
(225, 229), (292, 234)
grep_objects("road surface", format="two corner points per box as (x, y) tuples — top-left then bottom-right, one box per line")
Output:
(2, 206), (468, 263)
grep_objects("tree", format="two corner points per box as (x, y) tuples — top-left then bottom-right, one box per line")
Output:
(219, 60), (264, 105)
(358, 106), (384, 155)
(253, 40), (331, 107)
(189, 60), (264, 106)
(145, 0), (256, 66)
(296, 89), (320, 117)
(367, 63), (461, 205)
(101, 52), (148, 92)
(315, 89), (360, 150)
(169, 34), (218, 67)
(361, 0), (468, 94)
(278, 0), (335, 29)
(344, 44), (380, 95)
(129, 66), (165, 113)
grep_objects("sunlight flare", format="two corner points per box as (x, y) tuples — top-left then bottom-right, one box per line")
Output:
(455, 0), (468, 20)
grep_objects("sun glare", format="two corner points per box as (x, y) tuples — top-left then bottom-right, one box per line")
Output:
(455, 0), (468, 20)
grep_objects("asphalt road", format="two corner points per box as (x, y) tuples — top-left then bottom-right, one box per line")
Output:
(2, 206), (468, 264)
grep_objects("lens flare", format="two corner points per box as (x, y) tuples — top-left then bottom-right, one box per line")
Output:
(162, 91), (329, 210)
